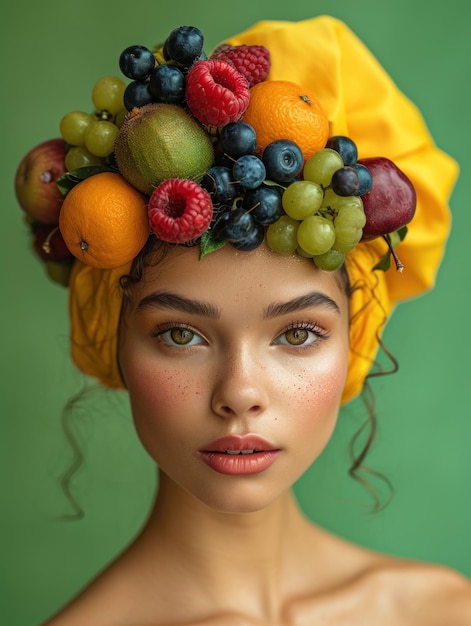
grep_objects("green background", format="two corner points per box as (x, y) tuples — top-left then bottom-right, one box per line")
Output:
(2, 0), (470, 623)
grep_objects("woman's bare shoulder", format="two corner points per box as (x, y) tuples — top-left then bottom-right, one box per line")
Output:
(369, 558), (471, 625)
(392, 563), (471, 626)
(291, 529), (471, 626)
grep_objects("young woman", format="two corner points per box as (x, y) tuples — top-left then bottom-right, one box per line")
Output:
(16, 15), (471, 626)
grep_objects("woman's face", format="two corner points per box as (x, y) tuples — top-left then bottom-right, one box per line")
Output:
(119, 242), (350, 513)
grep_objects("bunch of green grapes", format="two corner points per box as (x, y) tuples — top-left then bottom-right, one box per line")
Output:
(267, 140), (370, 271)
(59, 76), (127, 171)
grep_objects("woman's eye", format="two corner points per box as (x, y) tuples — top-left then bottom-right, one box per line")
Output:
(284, 328), (312, 346)
(158, 327), (204, 346)
(274, 325), (326, 347)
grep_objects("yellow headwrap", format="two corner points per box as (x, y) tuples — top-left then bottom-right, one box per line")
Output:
(68, 16), (457, 405)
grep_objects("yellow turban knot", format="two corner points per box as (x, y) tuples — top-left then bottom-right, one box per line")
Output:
(69, 16), (458, 405)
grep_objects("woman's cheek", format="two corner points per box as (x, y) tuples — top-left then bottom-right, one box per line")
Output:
(278, 347), (348, 412)
(129, 362), (202, 415)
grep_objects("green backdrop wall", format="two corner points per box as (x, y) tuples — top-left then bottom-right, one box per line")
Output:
(2, 0), (470, 623)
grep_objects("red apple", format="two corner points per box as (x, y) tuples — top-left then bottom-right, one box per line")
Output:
(32, 223), (73, 262)
(15, 138), (67, 224)
(358, 157), (416, 240)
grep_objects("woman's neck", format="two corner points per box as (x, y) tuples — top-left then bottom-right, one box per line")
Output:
(136, 469), (322, 619)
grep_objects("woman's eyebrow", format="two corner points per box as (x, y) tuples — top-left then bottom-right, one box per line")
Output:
(264, 291), (341, 318)
(136, 291), (221, 319)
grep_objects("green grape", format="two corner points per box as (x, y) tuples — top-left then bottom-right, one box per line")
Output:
(296, 245), (313, 258)
(322, 188), (364, 213)
(303, 148), (344, 187)
(92, 75), (126, 115)
(60, 111), (94, 146)
(266, 215), (300, 254)
(64, 146), (103, 170)
(84, 120), (119, 157)
(282, 180), (323, 220)
(332, 206), (366, 252)
(297, 215), (335, 256)
(313, 249), (345, 271)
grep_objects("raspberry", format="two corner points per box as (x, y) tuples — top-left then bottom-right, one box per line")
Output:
(148, 178), (214, 244)
(211, 44), (270, 88)
(185, 59), (250, 127)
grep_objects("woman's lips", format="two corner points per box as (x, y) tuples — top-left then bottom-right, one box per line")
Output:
(197, 435), (281, 475)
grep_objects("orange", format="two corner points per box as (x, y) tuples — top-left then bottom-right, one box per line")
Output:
(59, 172), (149, 269)
(242, 80), (329, 161)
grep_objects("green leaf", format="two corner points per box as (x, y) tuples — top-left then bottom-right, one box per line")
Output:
(397, 225), (408, 241)
(373, 252), (392, 272)
(56, 164), (117, 196)
(373, 227), (408, 272)
(199, 229), (227, 259)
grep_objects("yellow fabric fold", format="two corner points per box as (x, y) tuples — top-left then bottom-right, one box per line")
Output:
(69, 261), (130, 389)
(68, 16), (458, 404)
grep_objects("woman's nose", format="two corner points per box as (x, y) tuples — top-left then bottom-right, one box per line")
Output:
(211, 344), (270, 420)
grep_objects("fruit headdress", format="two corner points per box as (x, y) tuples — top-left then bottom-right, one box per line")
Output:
(15, 17), (457, 404)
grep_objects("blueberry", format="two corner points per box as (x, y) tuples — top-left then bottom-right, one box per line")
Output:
(211, 211), (232, 241)
(233, 155), (266, 190)
(326, 136), (358, 166)
(242, 185), (283, 225)
(231, 221), (265, 251)
(219, 122), (257, 158)
(164, 26), (204, 66)
(262, 140), (304, 183)
(223, 208), (255, 241)
(201, 166), (238, 206)
(353, 163), (373, 195)
(149, 64), (185, 104)
(119, 45), (156, 80)
(331, 166), (360, 196)
(123, 80), (153, 111)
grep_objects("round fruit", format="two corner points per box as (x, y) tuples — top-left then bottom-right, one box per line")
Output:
(326, 136), (358, 166)
(297, 215), (335, 256)
(119, 45), (156, 80)
(201, 166), (237, 205)
(266, 215), (299, 254)
(59, 172), (149, 269)
(219, 121), (257, 158)
(331, 166), (360, 196)
(114, 103), (215, 195)
(123, 80), (153, 111)
(59, 111), (94, 146)
(15, 138), (67, 224)
(262, 139), (303, 182)
(164, 26), (204, 66)
(232, 155), (266, 189)
(84, 120), (118, 157)
(223, 207), (255, 242)
(92, 76), (126, 115)
(64, 146), (103, 170)
(148, 178), (213, 243)
(354, 163), (373, 195)
(149, 64), (185, 104)
(242, 185), (283, 225)
(281, 180), (323, 220)
(242, 80), (329, 161)
(231, 221), (264, 251)
(303, 148), (344, 187)
(312, 248), (345, 271)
